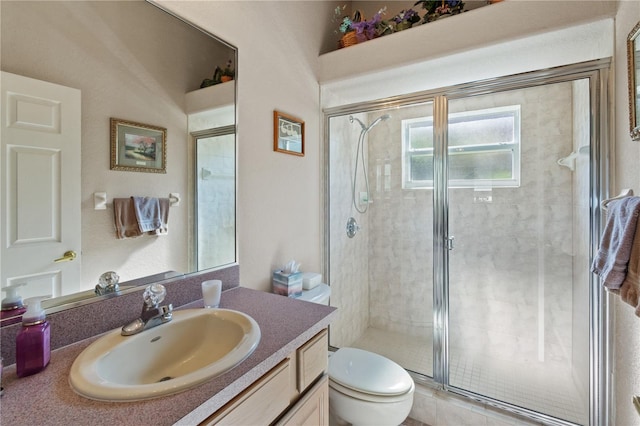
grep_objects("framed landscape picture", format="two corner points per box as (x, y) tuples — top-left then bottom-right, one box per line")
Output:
(110, 118), (166, 173)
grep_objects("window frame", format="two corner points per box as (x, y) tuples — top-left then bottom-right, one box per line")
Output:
(402, 105), (521, 189)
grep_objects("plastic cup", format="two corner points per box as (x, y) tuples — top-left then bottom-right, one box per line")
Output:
(201, 280), (222, 308)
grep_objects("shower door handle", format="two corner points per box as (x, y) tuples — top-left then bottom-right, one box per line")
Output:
(446, 236), (455, 250)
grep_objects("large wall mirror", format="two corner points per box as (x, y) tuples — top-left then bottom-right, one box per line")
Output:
(0, 0), (237, 318)
(628, 20), (640, 141)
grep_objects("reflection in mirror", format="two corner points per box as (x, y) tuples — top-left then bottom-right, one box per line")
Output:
(194, 128), (237, 271)
(628, 20), (640, 141)
(0, 0), (237, 320)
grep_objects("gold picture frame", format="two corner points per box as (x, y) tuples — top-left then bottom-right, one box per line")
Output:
(110, 118), (167, 173)
(274, 110), (304, 156)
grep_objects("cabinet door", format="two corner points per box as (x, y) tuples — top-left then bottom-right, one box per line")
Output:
(202, 359), (291, 425)
(276, 375), (329, 426)
(297, 329), (328, 393)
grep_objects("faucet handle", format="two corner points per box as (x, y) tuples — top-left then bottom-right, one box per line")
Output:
(143, 284), (166, 308)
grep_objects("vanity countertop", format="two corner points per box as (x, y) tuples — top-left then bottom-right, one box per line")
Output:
(0, 287), (337, 425)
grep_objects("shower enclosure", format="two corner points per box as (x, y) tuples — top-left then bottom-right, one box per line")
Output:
(324, 61), (610, 425)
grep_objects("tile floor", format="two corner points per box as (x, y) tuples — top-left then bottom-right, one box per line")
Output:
(350, 327), (588, 425)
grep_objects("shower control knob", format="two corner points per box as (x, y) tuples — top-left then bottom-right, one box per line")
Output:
(346, 217), (360, 238)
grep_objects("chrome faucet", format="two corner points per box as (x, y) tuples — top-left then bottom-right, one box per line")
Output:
(95, 271), (120, 296)
(121, 284), (173, 336)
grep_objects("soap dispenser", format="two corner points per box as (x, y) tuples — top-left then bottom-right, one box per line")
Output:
(1, 284), (27, 323)
(16, 297), (51, 378)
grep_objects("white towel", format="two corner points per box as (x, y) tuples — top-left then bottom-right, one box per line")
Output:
(592, 196), (640, 290)
(147, 198), (170, 235)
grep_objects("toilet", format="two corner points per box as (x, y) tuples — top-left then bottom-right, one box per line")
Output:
(296, 284), (415, 426)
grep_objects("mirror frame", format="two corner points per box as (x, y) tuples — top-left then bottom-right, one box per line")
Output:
(627, 20), (640, 141)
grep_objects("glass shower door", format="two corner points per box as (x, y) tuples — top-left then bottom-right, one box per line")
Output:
(445, 81), (591, 425)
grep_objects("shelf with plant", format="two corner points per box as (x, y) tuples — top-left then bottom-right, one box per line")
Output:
(200, 59), (235, 88)
(333, 0), (469, 49)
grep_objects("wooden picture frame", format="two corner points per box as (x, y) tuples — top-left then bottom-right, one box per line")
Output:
(274, 110), (304, 156)
(110, 118), (167, 173)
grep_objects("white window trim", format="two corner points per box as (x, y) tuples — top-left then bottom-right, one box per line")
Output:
(402, 105), (521, 189)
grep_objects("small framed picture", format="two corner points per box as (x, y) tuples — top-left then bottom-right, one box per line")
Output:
(110, 118), (166, 173)
(274, 110), (304, 156)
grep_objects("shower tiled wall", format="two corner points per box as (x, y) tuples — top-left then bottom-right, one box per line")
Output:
(328, 114), (371, 348)
(368, 103), (434, 339)
(444, 84), (574, 366)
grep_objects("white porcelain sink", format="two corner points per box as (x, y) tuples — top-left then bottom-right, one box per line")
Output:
(69, 308), (260, 402)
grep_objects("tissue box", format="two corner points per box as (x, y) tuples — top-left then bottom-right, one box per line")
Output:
(272, 270), (303, 297)
(301, 272), (322, 290)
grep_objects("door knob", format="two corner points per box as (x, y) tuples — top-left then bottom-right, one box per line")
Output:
(54, 250), (77, 263)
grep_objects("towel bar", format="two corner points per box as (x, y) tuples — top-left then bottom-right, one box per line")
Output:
(601, 188), (634, 212)
(94, 193), (180, 210)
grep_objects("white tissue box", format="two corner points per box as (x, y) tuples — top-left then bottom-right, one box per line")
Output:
(272, 271), (303, 297)
(301, 272), (321, 290)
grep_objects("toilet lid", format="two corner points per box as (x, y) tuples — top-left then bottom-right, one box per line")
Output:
(328, 347), (413, 396)
(296, 283), (330, 304)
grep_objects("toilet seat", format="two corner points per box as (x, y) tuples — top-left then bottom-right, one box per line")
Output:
(328, 348), (414, 397)
(329, 377), (415, 403)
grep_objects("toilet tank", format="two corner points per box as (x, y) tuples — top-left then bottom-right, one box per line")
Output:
(296, 283), (330, 305)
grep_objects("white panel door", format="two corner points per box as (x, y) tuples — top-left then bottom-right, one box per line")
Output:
(1, 71), (81, 301)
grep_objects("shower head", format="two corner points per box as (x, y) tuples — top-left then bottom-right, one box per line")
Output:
(349, 114), (391, 133)
(367, 114), (391, 131)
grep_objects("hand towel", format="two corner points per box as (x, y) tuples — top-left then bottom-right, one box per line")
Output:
(133, 196), (162, 233)
(617, 217), (640, 317)
(113, 198), (142, 239)
(592, 196), (640, 290)
(146, 198), (170, 235)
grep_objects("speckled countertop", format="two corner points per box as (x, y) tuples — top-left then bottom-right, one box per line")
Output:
(0, 287), (337, 426)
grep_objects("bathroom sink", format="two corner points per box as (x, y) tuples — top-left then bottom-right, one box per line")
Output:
(69, 308), (261, 402)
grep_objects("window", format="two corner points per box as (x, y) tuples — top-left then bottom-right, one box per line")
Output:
(403, 105), (521, 189)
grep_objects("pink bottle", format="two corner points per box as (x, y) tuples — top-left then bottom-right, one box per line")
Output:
(16, 298), (50, 378)
(1, 285), (27, 325)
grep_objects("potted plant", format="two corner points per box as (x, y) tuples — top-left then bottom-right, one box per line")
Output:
(350, 7), (391, 42)
(333, 5), (358, 48)
(391, 9), (421, 31)
(414, 0), (465, 23)
(200, 60), (234, 88)
(221, 60), (235, 83)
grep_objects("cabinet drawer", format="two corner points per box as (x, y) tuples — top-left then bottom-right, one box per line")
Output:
(202, 358), (291, 425)
(297, 329), (328, 393)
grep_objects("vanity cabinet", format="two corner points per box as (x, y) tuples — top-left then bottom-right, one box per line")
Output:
(201, 329), (329, 426)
